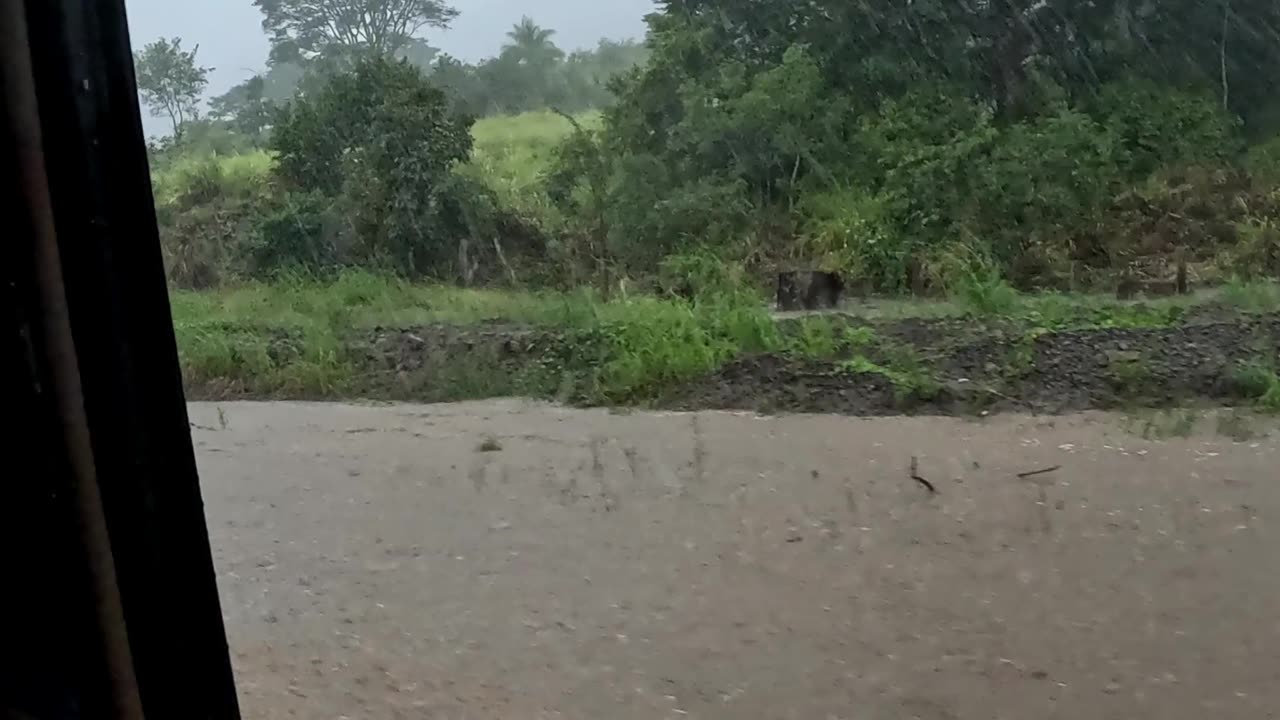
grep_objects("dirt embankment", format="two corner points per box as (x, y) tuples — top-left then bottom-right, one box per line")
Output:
(678, 315), (1280, 416)
(351, 313), (1280, 416)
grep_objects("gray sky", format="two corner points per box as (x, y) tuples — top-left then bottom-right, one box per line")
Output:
(125, 0), (657, 135)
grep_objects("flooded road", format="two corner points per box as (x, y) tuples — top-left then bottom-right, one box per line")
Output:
(191, 401), (1280, 719)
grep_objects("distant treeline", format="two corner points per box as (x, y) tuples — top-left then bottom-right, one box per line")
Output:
(195, 18), (646, 149)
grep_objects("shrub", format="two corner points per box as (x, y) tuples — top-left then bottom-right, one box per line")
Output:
(970, 108), (1122, 285)
(1227, 218), (1280, 279)
(460, 112), (596, 238)
(657, 249), (758, 304)
(856, 92), (1123, 290)
(248, 191), (344, 277)
(1093, 78), (1242, 178)
(1245, 135), (1280, 186)
(152, 151), (275, 288)
(270, 57), (477, 278)
(1229, 360), (1280, 411)
(797, 190), (896, 286)
(952, 262), (1021, 315)
(152, 151), (273, 209)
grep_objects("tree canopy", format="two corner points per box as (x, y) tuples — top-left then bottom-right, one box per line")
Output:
(253, 0), (458, 64)
(530, 0), (1280, 289)
(269, 57), (478, 275)
(134, 37), (212, 139)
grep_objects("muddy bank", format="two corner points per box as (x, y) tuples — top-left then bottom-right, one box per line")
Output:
(676, 316), (1280, 415)
(352, 313), (1280, 416)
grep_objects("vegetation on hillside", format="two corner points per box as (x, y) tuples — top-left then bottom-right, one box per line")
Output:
(135, 0), (1280, 411)
(173, 270), (1280, 416)
(140, 0), (1280, 297)
(540, 0), (1280, 293)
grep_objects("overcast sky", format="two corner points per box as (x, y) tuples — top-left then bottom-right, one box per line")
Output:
(125, 0), (657, 134)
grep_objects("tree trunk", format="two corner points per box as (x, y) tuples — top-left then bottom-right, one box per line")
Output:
(457, 235), (475, 287)
(492, 236), (517, 286)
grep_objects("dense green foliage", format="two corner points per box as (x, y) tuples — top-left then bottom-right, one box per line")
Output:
(200, 17), (646, 146)
(253, 0), (457, 65)
(263, 58), (537, 281)
(171, 269), (781, 403)
(172, 270), (1280, 410)
(429, 32), (649, 117)
(533, 0), (1280, 292)
(145, 0), (1280, 298)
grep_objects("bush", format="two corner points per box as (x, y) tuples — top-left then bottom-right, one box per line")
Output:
(1229, 360), (1280, 411)
(1093, 79), (1242, 178)
(248, 191), (344, 277)
(148, 120), (263, 170)
(152, 152), (275, 288)
(854, 91), (1123, 290)
(797, 190), (897, 287)
(270, 57), (477, 278)
(1245, 135), (1280, 186)
(152, 151), (273, 209)
(657, 249), (757, 304)
(952, 263), (1021, 315)
(1227, 217), (1280, 279)
(975, 108), (1122, 285)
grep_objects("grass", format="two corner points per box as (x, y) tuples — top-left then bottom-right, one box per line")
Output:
(839, 355), (943, 407)
(1219, 279), (1280, 312)
(169, 265), (1280, 408)
(848, 280), (1280, 331)
(1229, 360), (1280, 412)
(150, 110), (597, 219)
(469, 110), (601, 185)
(171, 269), (781, 404)
(787, 316), (844, 357)
(152, 150), (274, 207)
(1217, 409), (1269, 442)
(462, 110), (601, 216)
(1125, 408), (1202, 439)
(1104, 351), (1159, 402)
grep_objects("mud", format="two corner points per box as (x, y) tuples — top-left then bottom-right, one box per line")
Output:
(340, 312), (1280, 417)
(673, 316), (1280, 416)
(194, 401), (1280, 719)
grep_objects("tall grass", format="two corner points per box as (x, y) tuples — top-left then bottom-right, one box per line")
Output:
(152, 150), (274, 207)
(461, 110), (601, 217)
(152, 110), (593, 218)
(1219, 279), (1280, 312)
(1229, 360), (1280, 412)
(172, 270), (607, 329)
(171, 269), (780, 403)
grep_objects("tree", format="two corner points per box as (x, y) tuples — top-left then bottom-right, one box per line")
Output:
(649, 0), (1280, 123)
(492, 17), (566, 112)
(429, 54), (492, 115)
(254, 0), (458, 64)
(270, 58), (476, 275)
(396, 37), (441, 71)
(209, 75), (276, 137)
(502, 17), (564, 69)
(542, 0), (1268, 288)
(134, 37), (212, 139)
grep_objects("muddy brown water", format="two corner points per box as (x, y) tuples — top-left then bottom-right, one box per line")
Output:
(192, 401), (1280, 719)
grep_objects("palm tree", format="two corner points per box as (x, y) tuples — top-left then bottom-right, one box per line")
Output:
(502, 17), (564, 70)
